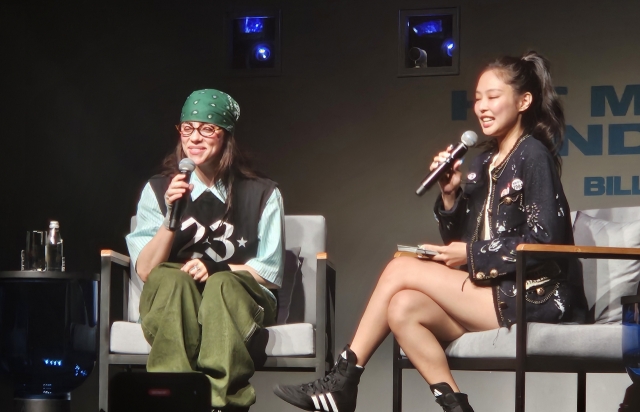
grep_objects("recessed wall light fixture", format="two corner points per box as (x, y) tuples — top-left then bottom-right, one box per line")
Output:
(398, 7), (460, 77)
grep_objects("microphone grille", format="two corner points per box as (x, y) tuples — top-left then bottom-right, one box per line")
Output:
(178, 158), (196, 173)
(461, 131), (478, 147)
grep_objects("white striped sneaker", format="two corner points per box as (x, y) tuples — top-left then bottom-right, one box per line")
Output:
(273, 345), (364, 412)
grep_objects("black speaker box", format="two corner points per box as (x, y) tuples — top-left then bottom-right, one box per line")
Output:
(109, 372), (211, 412)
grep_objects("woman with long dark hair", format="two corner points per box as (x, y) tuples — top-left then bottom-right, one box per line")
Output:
(274, 51), (587, 412)
(126, 89), (284, 412)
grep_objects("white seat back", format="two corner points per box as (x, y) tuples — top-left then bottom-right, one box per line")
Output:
(126, 215), (327, 325)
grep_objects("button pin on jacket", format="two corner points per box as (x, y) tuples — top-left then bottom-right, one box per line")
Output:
(512, 178), (523, 191)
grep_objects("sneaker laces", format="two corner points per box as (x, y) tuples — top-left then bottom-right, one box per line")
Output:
(301, 360), (343, 394)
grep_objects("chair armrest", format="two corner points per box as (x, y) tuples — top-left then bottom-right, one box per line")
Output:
(513, 243), (640, 389)
(316, 252), (336, 373)
(100, 249), (131, 267)
(395, 245), (640, 260)
(516, 244), (640, 260)
(100, 249), (131, 325)
(98, 249), (132, 411)
(317, 252), (336, 269)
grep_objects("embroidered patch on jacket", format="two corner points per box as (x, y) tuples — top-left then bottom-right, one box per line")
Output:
(488, 239), (502, 252)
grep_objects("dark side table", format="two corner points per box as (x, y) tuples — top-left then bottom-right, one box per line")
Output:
(0, 271), (99, 412)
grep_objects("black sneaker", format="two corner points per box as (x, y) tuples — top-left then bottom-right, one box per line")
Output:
(430, 382), (475, 412)
(273, 345), (364, 412)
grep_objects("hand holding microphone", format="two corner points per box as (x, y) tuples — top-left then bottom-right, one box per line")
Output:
(163, 158), (196, 231)
(415, 131), (478, 196)
(432, 146), (463, 196)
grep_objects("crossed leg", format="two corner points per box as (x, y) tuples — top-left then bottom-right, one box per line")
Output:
(349, 256), (498, 391)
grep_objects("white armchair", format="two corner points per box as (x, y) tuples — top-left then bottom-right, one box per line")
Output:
(98, 215), (335, 412)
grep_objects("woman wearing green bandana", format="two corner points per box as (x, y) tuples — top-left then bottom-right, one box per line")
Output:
(126, 89), (285, 412)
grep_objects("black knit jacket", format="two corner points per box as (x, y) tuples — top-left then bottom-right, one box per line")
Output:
(434, 135), (588, 324)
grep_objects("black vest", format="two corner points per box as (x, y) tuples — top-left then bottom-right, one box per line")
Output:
(149, 175), (277, 265)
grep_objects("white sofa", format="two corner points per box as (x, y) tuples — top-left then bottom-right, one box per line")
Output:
(393, 206), (640, 412)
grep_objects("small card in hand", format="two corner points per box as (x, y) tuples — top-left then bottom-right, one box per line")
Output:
(397, 245), (438, 259)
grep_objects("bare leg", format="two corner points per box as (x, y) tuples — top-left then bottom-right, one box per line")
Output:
(388, 288), (493, 390)
(350, 257), (497, 367)
(273, 257), (496, 412)
(390, 291), (460, 390)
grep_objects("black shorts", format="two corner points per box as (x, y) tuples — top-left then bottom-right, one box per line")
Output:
(493, 279), (585, 328)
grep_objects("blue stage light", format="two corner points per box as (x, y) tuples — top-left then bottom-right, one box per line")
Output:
(254, 44), (272, 61)
(242, 17), (265, 34)
(442, 39), (455, 57)
(43, 359), (63, 366)
(412, 20), (443, 36)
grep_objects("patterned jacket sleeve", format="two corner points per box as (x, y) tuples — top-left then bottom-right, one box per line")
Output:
(467, 148), (570, 280)
(434, 188), (469, 244)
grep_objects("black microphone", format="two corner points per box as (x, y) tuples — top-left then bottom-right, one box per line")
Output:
(169, 158), (196, 231)
(416, 131), (478, 196)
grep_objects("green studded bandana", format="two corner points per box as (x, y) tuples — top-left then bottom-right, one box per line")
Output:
(180, 89), (240, 132)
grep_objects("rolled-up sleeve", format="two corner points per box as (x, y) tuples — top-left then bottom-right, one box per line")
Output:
(245, 187), (285, 288)
(125, 183), (163, 270)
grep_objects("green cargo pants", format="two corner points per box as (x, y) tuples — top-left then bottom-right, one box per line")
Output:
(139, 262), (276, 408)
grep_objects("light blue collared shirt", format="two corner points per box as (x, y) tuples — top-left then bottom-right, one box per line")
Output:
(126, 172), (284, 298)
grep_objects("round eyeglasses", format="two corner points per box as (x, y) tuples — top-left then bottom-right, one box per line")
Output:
(176, 123), (223, 138)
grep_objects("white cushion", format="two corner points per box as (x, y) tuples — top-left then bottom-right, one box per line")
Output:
(573, 211), (640, 323)
(111, 321), (151, 354)
(265, 323), (315, 356)
(110, 321), (315, 357)
(447, 323), (621, 358)
(400, 323), (622, 359)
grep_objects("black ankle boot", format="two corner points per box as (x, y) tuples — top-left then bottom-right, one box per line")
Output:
(273, 345), (364, 412)
(429, 382), (475, 412)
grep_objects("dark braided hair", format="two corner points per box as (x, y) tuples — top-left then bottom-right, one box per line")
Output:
(481, 51), (565, 175)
